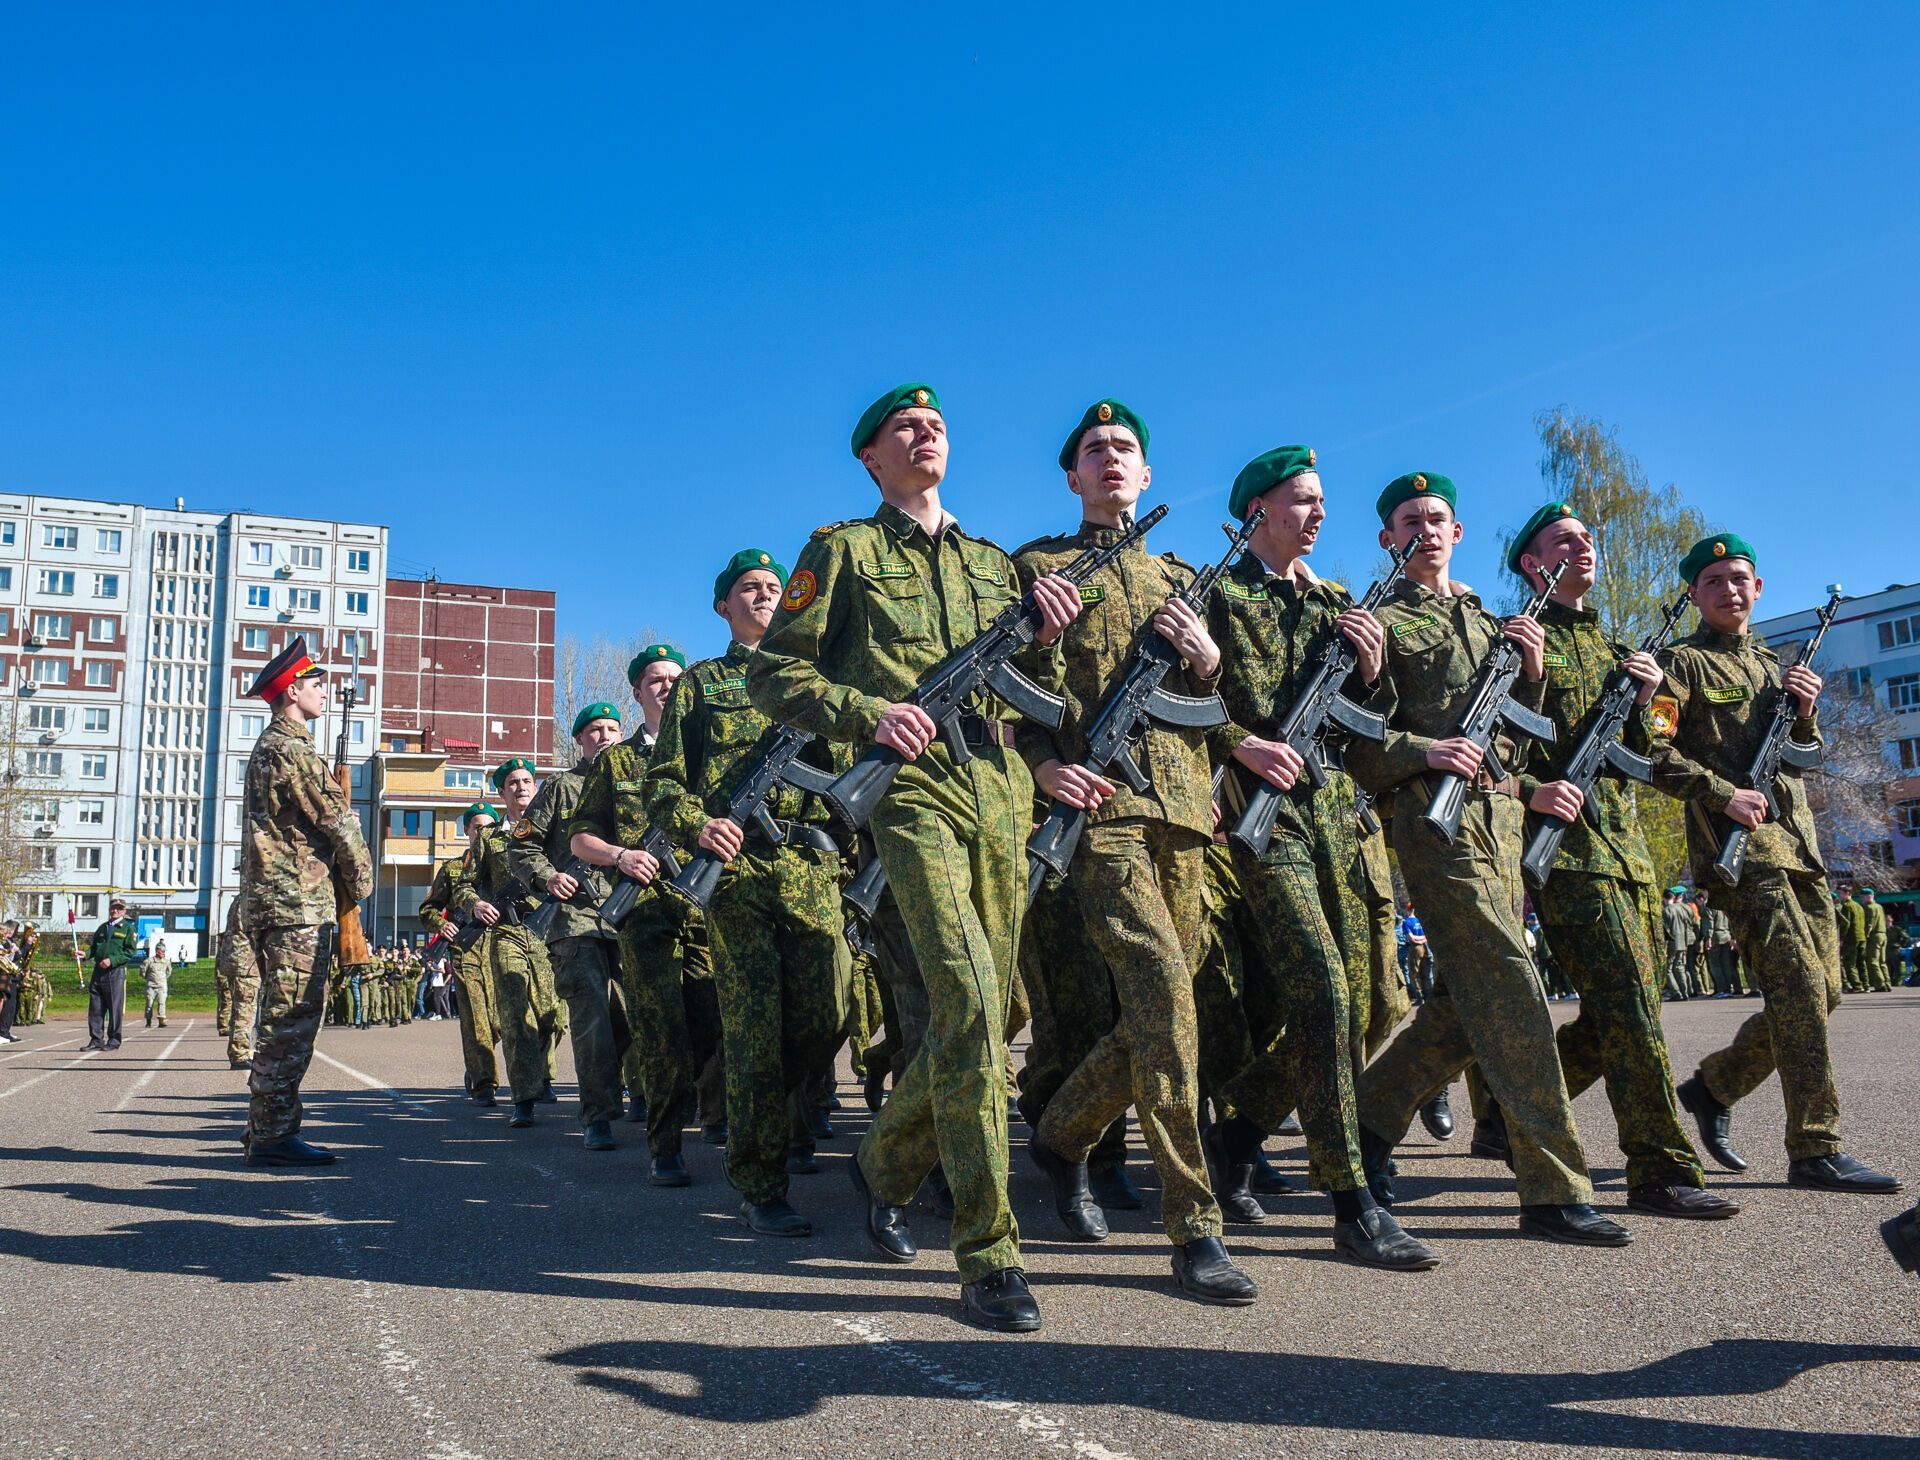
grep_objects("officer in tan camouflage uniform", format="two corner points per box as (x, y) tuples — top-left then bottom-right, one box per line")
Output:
(235, 637), (373, 1167)
(1651, 533), (1900, 1194)
(748, 383), (1082, 1333)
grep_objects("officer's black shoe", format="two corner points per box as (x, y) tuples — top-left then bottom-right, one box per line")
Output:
(787, 1144), (820, 1176)
(740, 1198), (811, 1237)
(1089, 1164), (1144, 1211)
(649, 1154), (691, 1187)
(805, 1107), (836, 1141)
(1627, 1183), (1740, 1219)
(849, 1153), (917, 1262)
(145, 1011), (152, 1028)
(1788, 1154), (1903, 1194)
(825, 1091), (842, 1111)
(1171, 1237), (1258, 1305)
(1882, 1203), (1920, 1274)
(105, 1041), (121, 1050)
(863, 1066), (887, 1111)
(1250, 1150), (1299, 1195)
(1359, 1126), (1398, 1208)
(1519, 1203), (1634, 1246)
(508, 1101), (536, 1128)
(1202, 1121), (1267, 1224)
(1419, 1089), (1456, 1141)
(474, 1088), (499, 1109)
(1676, 1074), (1748, 1172)
(1030, 1137), (1108, 1241)
(538, 1083), (559, 1105)
(246, 1137), (337, 1168)
(81, 1042), (104, 1051)
(1334, 1207), (1441, 1270)
(582, 1121), (617, 1152)
(926, 1166), (956, 1221)
(961, 1268), (1041, 1333)
(700, 1122), (729, 1146)
(1469, 1106), (1512, 1165)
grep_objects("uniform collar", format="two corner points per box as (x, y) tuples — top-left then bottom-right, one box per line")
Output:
(1395, 578), (1477, 609)
(1075, 518), (1147, 551)
(724, 640), (754, 665)
(876, 499), (958, 543)
(1703, 627), (1753, 651)
(1540, 600), (1598, 625)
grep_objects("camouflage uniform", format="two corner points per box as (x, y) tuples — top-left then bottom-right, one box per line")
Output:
(1356, 813), (1410, 1056)
(510, 755), (630, 1129)
(218, 902), (262, 1064)
(1014, 523), (1220, 1242)
(1862, 898), (1891, 992)
(1647, 626), (1845, 1161)
(238, 716), (373, 1145)
(1503, 601), (1705, 1190)
(1346, 579), (1595, 1208)
(1837, 895), (1869, 992)
(748, 503), (1062, 1284)
(569, 729), (724, 1157)
(645, 642), (848, 1206)
(457, 824), (561, 1106)
(422, 853), (497, 1096)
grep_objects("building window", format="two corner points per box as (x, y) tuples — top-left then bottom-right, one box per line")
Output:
(80, 753), (108, 779)
(89, 617), (115, 642)
(290, 544), (323, 569)
(32, 613), (71, 641)
(248, 541), (273, 565)
(97, 529), (123, 553)
(84, 662), (114, 688)
(84, 707), (111, 733)
(344, 591), (369, 615)
(1898, 737), (1920, 773)
(346, 548), (371, 573)
(245, 585), (272, 608)
(76, 893), (100, 919)
(238, 712), (266, 739)
(444, 767), (486, 790)
(0, 522), (13, 545)
(388, 808), (424, 836)
(0, 569), (9, 591)
(76, 846), (103, 871)
(78, 799), (105, 826)
(243, 627), (270, 652)
(1888, 674), (1920, 714)
(25, 799), (57, 824)
(0, 611), (9, 634)
(37, 570), (75, 596)
(338, 630), (368, 657)
(1845, 668), (1875, 700)
(41, 525), (78, 550)
(26, 845), (56, 872)
(1897, 799), (1920, 837)
(25, 750), (61, 776)
(93, 573), (120, 598)
(26, 703), (66, 731)
(28, 894), (55, 920)
(29, 658), (68, 685)
(290, 588), (321, 612)
(1878, 614), (1920, 652)
(350, 720), (366, 745)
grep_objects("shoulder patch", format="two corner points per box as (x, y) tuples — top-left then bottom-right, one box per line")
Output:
(1647, 695), (1679, 736)
(511, 819), (536, 840)
(810, 520), (855, 541)
(1221, 579), (1268, 601)
(782, 569), (818, 612)
(1702, 684), (1751, 704)
(1390, 611), (1439, 638)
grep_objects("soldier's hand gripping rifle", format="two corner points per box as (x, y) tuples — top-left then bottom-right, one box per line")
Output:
(521, 855), (596, 940)
(1025, 508), (1266, 889)
(667, 724), (839, 912)
(1519, 589), (1693, 890)
(820, 504), (1168, 831)
(1709, 584), (1843, 889)
(597, 828), (684, 930)
(1420, 559), (1569, 844)
(1230, 537), (1418, 858)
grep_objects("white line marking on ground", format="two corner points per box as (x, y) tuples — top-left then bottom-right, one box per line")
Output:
(0, 1034), (85, 1064)
(0, 1043), (103, 1100)
(831, 1317), (1137, 1459)
(112, 1020), (195, 1112)
(313, 1047), (434, 1112)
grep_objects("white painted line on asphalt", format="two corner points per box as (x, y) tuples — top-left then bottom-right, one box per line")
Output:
(112, 1020), (195, 1112)
(832, 1316), (1137, 1460)
(313, 1047), (434, 1112)
(0, 1043), (103, 1100)
(0, 1033), (85, 1064)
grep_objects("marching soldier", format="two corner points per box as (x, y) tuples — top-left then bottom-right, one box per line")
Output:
(747, 383), (1082, 1333)
(422, 810), (500, 1106)
(234, 637), (373, 1166)
(1650, 533), (1900, 1193)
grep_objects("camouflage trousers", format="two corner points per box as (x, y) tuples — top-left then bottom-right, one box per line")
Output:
(1357, 823), (1411, 1055)
(219, 926), (263, 1065)
(142, 969), (170, 1022)
(846, 949), (884, 1077)
(1699, 868), (1844, 1161)
(1037, 819), (1220, 1243)
(864, 881), (931, 1081)
(706, 846), (849, 1206)
(550, 934), (630, 1128)
(488, 924), (561, 1105)
(1533, 872), (1705, 1189)
(1358, 788), (1593, 1208)
(1193, 842), (1284, 1108)
(453, 947), (499, 1094)
(619, 893), (723, 1157)
(860, 746), (1028, 1286)
(245, 923), (333, 1145)
(1016, 871), (1127, 1176)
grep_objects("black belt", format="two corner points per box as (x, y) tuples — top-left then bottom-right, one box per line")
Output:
(753, 820), (841, 856)
(958, 713), (1017, 749)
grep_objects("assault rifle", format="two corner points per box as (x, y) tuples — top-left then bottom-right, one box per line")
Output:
(1025, 508), (1266, 886)
(330, 638), (372, 968)
(668, 725), (838, 912)
(1519, 589), (1693, 890)
(522, 855), (596, 940)
(1230, 537), (1418, 857)
(597, 828), (685, 929)
(1708, 584), (1843, 888)
(1421, 560), (1568, 844)
(820, 504), (1167, 830)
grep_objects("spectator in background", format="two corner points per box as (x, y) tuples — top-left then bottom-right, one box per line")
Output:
(142, 937), (173, 1029)
(83, 897), (142, 1051)
(1660, 887), (1694, 1002)
(1400, 905), (1431, 1005)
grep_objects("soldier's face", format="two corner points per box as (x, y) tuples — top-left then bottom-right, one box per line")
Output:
(1067, 426), (1149, 515)
(633, 662), (683, 723)
(1522, 517), (1595, 596)
(719, 569), (783, 643)
(1250, 474), (1325, 561)
(860, 408), (948, 493)
(288, 673), (328, 720)
(467, 817), (496, 845)
(502, 768), (537, 813)
(1380, 497), (1461, 574)
(575, 719), (621, 759)
(1690, 559), (1760, 633)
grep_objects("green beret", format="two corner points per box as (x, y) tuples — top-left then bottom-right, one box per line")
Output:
(1506, 500), (1579, 575)
(627, 643), (687, 681)
(1059, 399), (1149, 471)
(1375, 471), (1457, 526)
(1228, 445), (1317, 522)
(851, 382), (940, 456)
(1669, 885), (1687, 896)
(572, 702), (621, 737)
(1678, 532), (1756, 585)
(714, 548), (788, 605)
(490, 756), (536, 792)
(461, 802), (499, 832)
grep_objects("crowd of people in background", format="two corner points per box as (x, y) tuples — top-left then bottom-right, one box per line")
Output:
(319, 940), (456, 1030)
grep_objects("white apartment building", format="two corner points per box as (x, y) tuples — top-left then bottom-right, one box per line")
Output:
(1, 494), (385, 956)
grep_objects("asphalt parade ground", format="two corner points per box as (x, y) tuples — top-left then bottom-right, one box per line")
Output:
(2, 994), (1915, 1460)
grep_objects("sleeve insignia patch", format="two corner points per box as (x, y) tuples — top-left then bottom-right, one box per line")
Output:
(1390, 611), (1438, 638)
(782, 569), (818, 612)
(511, 819), (536, 840)
(1648, 695), (1680, 736)
(1702, 684), (1751, 704)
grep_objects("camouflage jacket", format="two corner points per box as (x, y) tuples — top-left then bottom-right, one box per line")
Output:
(1514, 602), (1657, 886)
(1013, 522), (1214, 835)
(1342, 578), (1548, 800)
(1836, 896), (1866, 952)
(567, 728), (670, 917)
(1205, 554), (1369, 851)
(1647, 627), (1824, 879)
(509, 759), (614, 943)
(643, 641), (831, 852)
(747, 502), (1064, 749)
(240, 715), (373, 930)
(455, 824), (541, 922)
(1862, 901), (1888, 960)
(419, 854), (473, 937)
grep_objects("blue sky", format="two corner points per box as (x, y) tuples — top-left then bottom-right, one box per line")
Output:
(4, 5), (1916, 655)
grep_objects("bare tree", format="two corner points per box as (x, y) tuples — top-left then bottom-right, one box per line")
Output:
(551, 629), (676, 766)
(0, 681), (61, 922)
(1803, 676), (1909, 890)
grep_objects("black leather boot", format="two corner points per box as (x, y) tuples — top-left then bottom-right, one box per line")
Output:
(1030, 1137), (1108, 1241)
